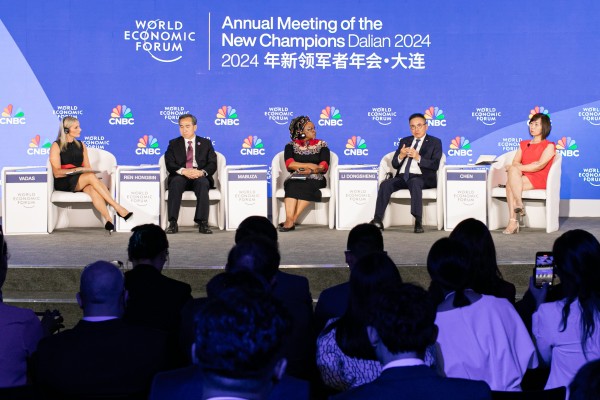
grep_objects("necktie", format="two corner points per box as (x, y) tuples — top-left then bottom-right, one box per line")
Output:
(403, 139), (421, 181)
(186, 140), (193, 168)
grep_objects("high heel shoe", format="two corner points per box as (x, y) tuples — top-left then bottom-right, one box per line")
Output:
(514, 206), (526, 218)
(118, 211), (133, 221)
(105, 221), (115, 235)
(503, 218), (519, 234)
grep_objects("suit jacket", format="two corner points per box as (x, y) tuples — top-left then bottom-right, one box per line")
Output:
(314, 282), (349, 335)
(32, 319), (169, 398)
(392, 134), (442, 188)
(149, 365), (310, 400)
(332, 365), (491, 400)
(165, 136), (217, 187)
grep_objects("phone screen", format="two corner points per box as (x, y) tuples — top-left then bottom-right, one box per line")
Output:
(534, 252), (554, 287)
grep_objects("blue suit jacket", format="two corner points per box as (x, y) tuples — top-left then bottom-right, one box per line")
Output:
(392, 134), (443, 188)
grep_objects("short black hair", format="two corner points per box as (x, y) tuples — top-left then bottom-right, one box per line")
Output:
(226, 236), (280, 281)
(409, 113), (426, 123)
(179, 113), (197, 125)
(569, 359), (600, 400)
(529, 113), (552, 139)
(427, 237), (471, 307)
(369, 283), (436, 355)
(346, 223), (384, 259)
(235, 216), (278, 244)
(127, 224), (168, 261)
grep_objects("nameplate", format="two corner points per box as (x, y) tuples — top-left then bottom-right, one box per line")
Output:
(120, 173), (159, 182)
(5, 174), (47, 183)
(339, 172), (377, 180)
(446, 171), (486, 181)
(228, 172), (267, 181)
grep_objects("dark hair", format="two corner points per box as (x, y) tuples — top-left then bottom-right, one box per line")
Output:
(346, 223), (384, 258)
(529, 113), (551, 139)
(569, 359), (600, 400)
(127, 224), (168, 261)
(288, 115), (311, 140)
(369, 283), (436, 355)
(194, 287), (289, 378)
(449, 218), (504, 297)
(553, 229), (600, 353)
(226, 236), (280, 281)
(427, 238), (471, 308)
(179, 113), (197, 125)
(331, 252), (402, 360)
(235, 215), (278, 244)
(206, 270), (271, 299)
(408, 113), (426, 123)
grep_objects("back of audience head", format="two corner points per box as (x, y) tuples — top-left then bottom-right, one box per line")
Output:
(552, 229), (600, 349)
(345, 223), (384, 269)
(427, 237), (471, 308)
(449, 218), (504, 294)
(77, 260), (126, 317)
(128, 224), (169, 270)
(206, 270), (271, 299)
(569, 359), (600, 400)
(226, 236), (281, 285)
(235, 215), (278, 245)
(193, 286), (289, 399)
(333, 252), (403, 359)
(368, 283), (437, 360)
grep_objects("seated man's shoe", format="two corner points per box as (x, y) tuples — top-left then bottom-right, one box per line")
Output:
(165, 221), (178, 234)
(414, 220), (424, 234)
(278, 224), (295, 232)
(369, 218), (384, 231)
(199, 221), (213, 234)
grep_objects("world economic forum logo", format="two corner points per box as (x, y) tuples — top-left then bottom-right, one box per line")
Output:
(579, 106), (600, 126)
(448, 136), (472, 157)
(344, 136), (368, 156)
(424, 106), (446, 127)
(27, 135), (52, 155)
(123, 19), (196, 63)
(556, 136), (579, 157)
(0, 104), (26, 124)
(240, 135), (265, 155)
(319, 106), (343, 127)
(215, 106), (239, 126)
(109, 105), (135, 125)
(528, 106), (550, 121)
(136, 135), (161, 155)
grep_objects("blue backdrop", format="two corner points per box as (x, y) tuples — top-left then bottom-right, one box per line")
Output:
(1, 0), (599, 199)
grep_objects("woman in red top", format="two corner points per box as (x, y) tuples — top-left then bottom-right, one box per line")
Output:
(504, 113), (556, 234)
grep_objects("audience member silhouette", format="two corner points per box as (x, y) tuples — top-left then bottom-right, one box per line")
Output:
(532, 229), (600, 390)
(428, 238), (537, 391)
(314, 223), (384, 333)
(448, 218), (516, 303)
(332, 283), (491, 400)
(569, 359), (600, 400)
(32, 260), (169, 399)
(316, 252), (404, 391)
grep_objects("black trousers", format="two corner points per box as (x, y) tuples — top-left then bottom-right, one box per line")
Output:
(374, 174), (428, 221)
(167, 175), (210, 223)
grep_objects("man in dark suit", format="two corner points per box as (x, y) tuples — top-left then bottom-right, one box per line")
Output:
(370, 113), (442, 233)
(32, 261), (169, 399)
(314, 223), (384, 334)
(333, 283), (491, 400)
(164, 113), (217, 234)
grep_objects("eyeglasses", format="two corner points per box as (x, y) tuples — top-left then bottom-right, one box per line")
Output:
(409, 123), (427, 131)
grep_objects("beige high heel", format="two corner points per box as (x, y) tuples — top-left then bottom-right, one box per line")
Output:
(514, 205), (526, 218)
(503, 218), (519, 234)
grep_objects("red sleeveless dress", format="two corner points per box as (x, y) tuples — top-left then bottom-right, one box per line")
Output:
(520, 139), (555, 189)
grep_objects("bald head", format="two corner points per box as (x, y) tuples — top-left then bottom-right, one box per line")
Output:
(78, 261), (125, 316)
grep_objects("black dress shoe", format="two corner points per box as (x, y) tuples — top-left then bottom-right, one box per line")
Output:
(165, 221), (178, 234)
(199, 221), (213, 234)
(278, 224), (295, 232)
(414, 221), (424, 233)
(369, 218), (384, 231)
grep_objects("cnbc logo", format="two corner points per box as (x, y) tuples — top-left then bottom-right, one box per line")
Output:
(424, 106), (446, 127)
(215, 105), (239, 126)
(344, 136), (368, 156)
(27, 135), (52, 155)
(319, 106), (343, 127)
(135, 135), (161, 155)
(448, 136), (472, 157)
(556, 136), (579, 157)
(240, 135), (265, 155)
(1, 104), (26, 124)
(109, 104), (135, 125)
(528, 106), (550, 122)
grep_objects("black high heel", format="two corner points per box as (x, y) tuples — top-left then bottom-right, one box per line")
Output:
(105, 221), (115, 235)
(119, 212), (133, 221)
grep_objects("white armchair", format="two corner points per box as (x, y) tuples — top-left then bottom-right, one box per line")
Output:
(377, 152), (445, 230)
(158, 152), (226, 230)
(47, 147), (116, 232)
(487, 150), (562, 233)
(271, 150), (338, 229)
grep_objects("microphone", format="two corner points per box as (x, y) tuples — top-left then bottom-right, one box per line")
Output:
(527, 143), (530, 147)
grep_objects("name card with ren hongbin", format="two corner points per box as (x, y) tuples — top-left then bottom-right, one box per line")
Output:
(116, 170), (160, 232)
(444, 168), (487, 231)
(226, 168), (268, 230)
(2, 170), (48, 234)
(336, 167), (378, 230)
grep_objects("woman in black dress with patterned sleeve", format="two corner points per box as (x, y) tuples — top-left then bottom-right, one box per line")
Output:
(279, 116), (330, 232)
(49, 117), (132, 233)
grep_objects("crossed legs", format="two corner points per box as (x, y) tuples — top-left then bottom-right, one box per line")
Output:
(75, 172), (129, 223)
(505, 166), (534, 232)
